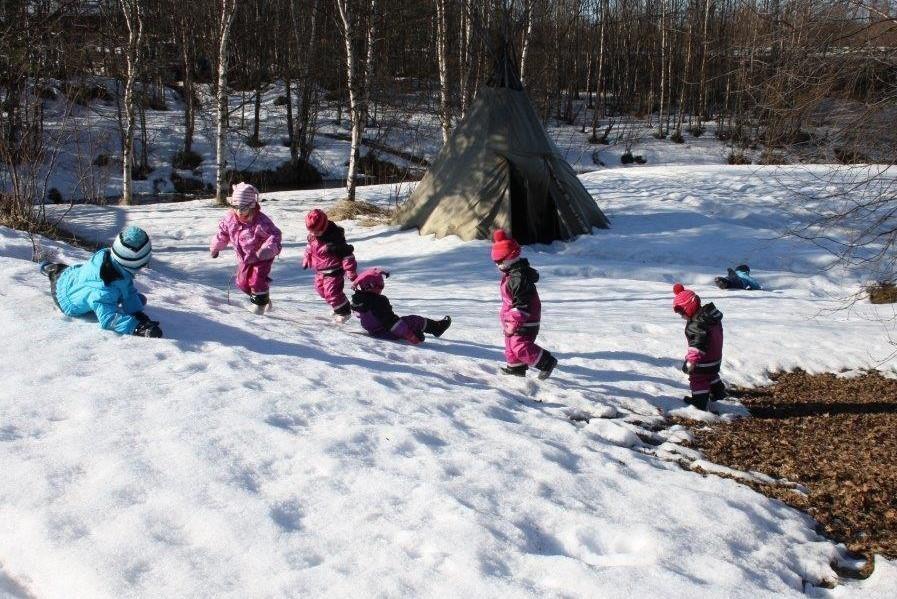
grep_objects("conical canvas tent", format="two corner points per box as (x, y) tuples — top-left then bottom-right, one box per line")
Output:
(394, 51), (609, 244)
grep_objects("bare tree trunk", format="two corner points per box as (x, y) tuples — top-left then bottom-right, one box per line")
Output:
(363, 0), (377, 124)
(285, 73), (296, 161)
(251, 86), (261, 144)
(590, 0), (607, 141)
(697, 0), (711, 129)
(216, 0), (238, 205)
(180, 28), (195, 154)
(119, 0), (144, 206)
(675, 15), (693, 138)
(138, 82), (149, 174)
(459, 0), (472, 117)
(435, 0), (451, 143)
(657, 0), (667, 137)
(290, 0), (321, 161)
(520, 0), (534, 85)
(335, 0), (377, 202)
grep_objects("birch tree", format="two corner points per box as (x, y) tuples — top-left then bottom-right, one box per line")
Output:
(119, 0), (144, 206)
(215, 0), (239, 205)
(435, 0), (452, 143)
(335, 0), (377, 202)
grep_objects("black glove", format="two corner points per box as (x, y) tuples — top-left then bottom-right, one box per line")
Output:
(134, 320), (163, 338)
(681, 361), (691, 374)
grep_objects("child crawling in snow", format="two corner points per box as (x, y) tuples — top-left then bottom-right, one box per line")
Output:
(40, 225), (162, 337)
(714, 264), (761, 290)
(673, 282), (727, 411)
(350, 267), (451, 343)
(210, 182), (283, 314)
(492, 230), (557, 379)
(303, 208), (358, 324)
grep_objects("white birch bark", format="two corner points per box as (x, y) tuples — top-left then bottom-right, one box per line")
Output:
(215, 0), (238, 205)
(119, 0), (143, 206)
(657, 0), (667, 137)
(520, 0), (534, 86)
(435, 0), (451, 144)
(335, 0), (377, 201)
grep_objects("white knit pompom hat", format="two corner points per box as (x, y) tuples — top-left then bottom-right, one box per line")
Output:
(230, 182), (259, 210)
(111, 226), (152, 272)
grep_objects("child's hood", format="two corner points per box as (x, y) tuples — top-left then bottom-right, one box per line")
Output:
(505, 258), (539, 283)
(694, 302), (723, 326)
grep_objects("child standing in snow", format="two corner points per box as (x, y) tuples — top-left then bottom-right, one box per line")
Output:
(210, 182), (282, 314)
(350, 267), (452, 344)
(41, 225), (162, 337)
(303, 208), (358, 323)
(492, 230), (557, 379)
(673, 282), (726, 411)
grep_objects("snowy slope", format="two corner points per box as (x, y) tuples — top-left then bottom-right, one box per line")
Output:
(2, 165), (896, 598)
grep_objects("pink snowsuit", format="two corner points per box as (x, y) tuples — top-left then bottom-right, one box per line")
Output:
(499, 258), (545, 367)
(683, 303), (725, 400)
(303, 222), (358, 313)
(210, 210), (282, 294)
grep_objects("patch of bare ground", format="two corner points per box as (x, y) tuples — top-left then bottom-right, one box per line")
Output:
(867, 282), (897, 304)
(683, 370), (897, 574)
(327, 199), (394, 227)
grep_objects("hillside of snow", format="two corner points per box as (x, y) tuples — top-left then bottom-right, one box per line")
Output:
(2, 165), (896, 597)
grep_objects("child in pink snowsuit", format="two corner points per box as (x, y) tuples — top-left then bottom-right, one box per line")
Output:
(492, 230), (558, 379)
(350, 267), (452, 344)
(303, 208), (358, 323)
(210, 182), (282, 313)
(673, 282), (726, 411)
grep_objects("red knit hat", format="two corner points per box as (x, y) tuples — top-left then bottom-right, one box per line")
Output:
(672, 283), (700, 318)
(491, 229), (521, 262)
(305, 208), (328, 235)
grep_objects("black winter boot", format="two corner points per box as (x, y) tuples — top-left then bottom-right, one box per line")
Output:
(248, 293), (271, 315)
(423, 316), (452, 338)
(534, 351), (558, 380)
(40, 262), (68, 282)
(684, 393), (710, 411)
(500, 364), (528, 376)
(710, 380), (727, 401)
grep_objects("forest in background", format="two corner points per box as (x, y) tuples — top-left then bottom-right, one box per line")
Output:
(1, 1), (895, 246)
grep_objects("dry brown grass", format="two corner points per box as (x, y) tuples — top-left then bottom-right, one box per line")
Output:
(683, 370), (897, 570)
(867, 282), (897, 304)
(326, 199), (394, 227)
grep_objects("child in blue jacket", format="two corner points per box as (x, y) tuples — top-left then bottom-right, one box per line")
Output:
(41, 226), (162, 337)
(714, 264), (761, 290)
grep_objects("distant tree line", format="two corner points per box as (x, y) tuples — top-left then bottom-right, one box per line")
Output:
(1, 0), (895, 208)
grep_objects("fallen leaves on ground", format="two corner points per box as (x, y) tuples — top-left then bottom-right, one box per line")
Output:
(685, 370), (897, 568)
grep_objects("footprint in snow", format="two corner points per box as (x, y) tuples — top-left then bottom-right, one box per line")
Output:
(264, 413), (309, 433)
(270, 499), (304, 532)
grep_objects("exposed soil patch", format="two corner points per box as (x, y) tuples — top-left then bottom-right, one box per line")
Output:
(684, 370), (897, 569)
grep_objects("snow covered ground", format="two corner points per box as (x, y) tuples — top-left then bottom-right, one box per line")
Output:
(2, 165), (896, 597)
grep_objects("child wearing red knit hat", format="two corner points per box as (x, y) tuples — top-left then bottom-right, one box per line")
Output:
(673, 282), (726, 411)
(492, 230), (557, 379)
(302, 208), (358, 323)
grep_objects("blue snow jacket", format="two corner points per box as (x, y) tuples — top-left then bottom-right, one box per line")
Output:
(732, 268), (762, 290)
(54, 249), (146, 335)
